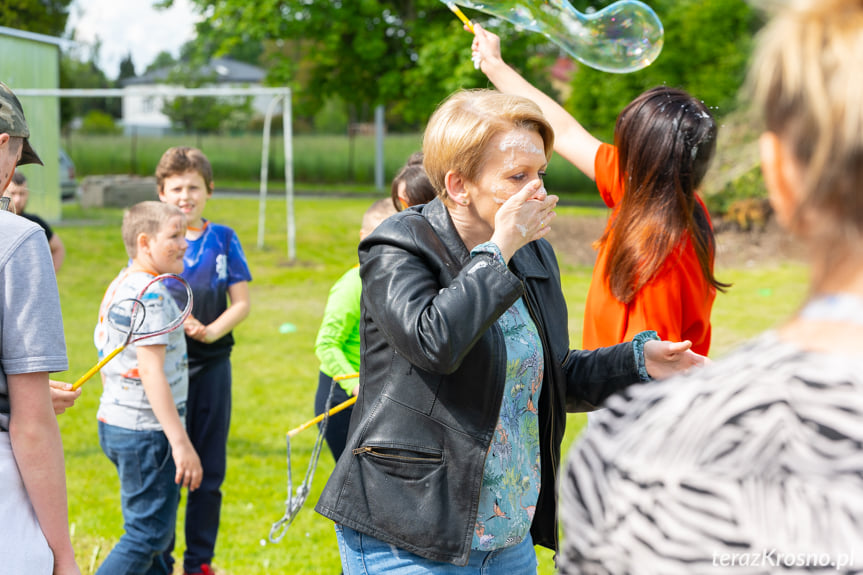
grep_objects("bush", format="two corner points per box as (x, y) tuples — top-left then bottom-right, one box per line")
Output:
(79, 110), (122, 135)
(704, 165), (767, 216)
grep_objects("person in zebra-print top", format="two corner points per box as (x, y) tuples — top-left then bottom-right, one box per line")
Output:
(560, 0), (863, 573)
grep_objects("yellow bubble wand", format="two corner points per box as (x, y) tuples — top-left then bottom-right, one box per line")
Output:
(441, 0), (664, 74)
(445, 1), (474, 33)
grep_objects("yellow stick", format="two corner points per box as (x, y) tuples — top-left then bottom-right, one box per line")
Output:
(446, 1), (475, 33)
(287, 372), (360, 438)
(72, 345), (124, 391)
(288, 396), (358, 438)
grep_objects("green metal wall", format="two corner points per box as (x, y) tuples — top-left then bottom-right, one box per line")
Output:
(0, 34), (61, 222)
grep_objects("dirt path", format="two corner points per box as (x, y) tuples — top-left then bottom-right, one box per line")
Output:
(546, 213), (806, 269)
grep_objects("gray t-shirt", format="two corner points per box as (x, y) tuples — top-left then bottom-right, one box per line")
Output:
(0, 212), (68, 431)
(95, 270), (188, 431)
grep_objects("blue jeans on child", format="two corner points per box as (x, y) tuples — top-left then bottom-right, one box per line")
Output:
(335, 524), (538, 574)
(97, 421), (180, 575)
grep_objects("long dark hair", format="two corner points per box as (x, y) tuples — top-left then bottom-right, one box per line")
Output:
(597, 86), (730, 303)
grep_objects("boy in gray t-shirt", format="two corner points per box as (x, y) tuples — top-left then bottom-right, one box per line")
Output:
(94, 201), (202, 575)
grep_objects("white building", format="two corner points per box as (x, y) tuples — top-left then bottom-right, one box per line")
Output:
(120, 57), (268, 135)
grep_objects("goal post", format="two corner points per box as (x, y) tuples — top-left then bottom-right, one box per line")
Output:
(15, 86), (296, 261)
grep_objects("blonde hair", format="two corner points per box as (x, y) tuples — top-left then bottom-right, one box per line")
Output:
(422, 90), (554, 202)
(122, 201), (185, 259)
(155, 146), (214, 193)
(748, 0), (863, 261)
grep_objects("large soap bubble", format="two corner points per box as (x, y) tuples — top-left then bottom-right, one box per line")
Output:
(448, 0), (664, 73)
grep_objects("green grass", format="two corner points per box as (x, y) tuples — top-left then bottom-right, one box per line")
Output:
(53, 199), (807, 574)
(63, 133), (598, 197)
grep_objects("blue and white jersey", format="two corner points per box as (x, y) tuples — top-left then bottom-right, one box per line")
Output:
(182, 221), (251, 369)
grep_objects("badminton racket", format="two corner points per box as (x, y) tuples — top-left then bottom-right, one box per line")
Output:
(72, 273), (193, 391)
(269, 372), (359, 543)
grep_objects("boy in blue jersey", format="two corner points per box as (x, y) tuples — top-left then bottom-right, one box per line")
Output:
(156, 147), (252, 575)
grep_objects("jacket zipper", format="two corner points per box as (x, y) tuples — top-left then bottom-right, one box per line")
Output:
(351, 446), (442, 463)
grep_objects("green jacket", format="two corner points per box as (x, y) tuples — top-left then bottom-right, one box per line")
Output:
(314, 264), (361, 393)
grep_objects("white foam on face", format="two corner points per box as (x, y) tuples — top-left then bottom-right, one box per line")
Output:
(490, 181), (509, 204)
(498, 132), (545, 157)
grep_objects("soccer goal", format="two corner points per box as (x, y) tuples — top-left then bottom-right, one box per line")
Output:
(16, 86), (296, 260)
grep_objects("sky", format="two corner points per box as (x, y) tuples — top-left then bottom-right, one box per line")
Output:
(66, 0), (200, 80)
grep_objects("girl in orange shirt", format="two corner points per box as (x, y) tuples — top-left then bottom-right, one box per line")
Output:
(472, 25), (729, 355)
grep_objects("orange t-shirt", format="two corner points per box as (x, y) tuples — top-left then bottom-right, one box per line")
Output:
(581, 144), (715, 355)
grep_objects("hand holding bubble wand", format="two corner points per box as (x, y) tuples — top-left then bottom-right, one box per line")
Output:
(443, 0), (664, 74)
(268, 372), (358, 543)
(72, 273), (193, 391)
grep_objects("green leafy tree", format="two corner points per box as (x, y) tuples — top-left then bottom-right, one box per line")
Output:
(145, 50), (178, 74)
(59, 43), (119, 129)
(160, 64), (253, 133)
(182, 20), (264, 66)
(163, 0), (551, 130)
(162, 0), (759, 138)
(564, 0), (762, 141)
(118, 52), (137, 82)
(0, 0), (73, 37)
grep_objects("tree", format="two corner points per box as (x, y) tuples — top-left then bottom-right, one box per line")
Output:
(145, 50), (178, 74)
(160, 64), (253, 133)
(118, 52), (137, 82)
(163, 0), (759, 136)
(164, 0), (550, 130)
(0, 0), (73, 37)
(59, 43), (119, 129)
(564, 0), (762, 141)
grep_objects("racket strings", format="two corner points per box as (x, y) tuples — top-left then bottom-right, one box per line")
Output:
(105, 274), (193, 342)
(269, 377), (339, 543)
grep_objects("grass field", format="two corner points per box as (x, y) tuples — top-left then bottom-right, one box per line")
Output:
(52, 196), (807, 574)
(63, 133), (596, 197)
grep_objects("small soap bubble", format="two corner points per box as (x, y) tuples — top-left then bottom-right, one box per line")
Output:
(260, 539), (267, 546)
(449, 0), (663, 73)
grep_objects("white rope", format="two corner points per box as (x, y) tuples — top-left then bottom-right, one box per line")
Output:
(268, 377), (338, 543)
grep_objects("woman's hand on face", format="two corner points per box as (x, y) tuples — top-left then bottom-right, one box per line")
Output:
(491, 179), (558, 262)
(643, 340), (711, 380)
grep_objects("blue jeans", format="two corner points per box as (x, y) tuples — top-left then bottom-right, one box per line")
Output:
(97, 422), (180, 575)
(335, 524), (538, 574)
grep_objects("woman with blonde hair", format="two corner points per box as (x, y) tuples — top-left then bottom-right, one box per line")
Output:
(559, 1), (863, 571)
(315, 89), (706, 573)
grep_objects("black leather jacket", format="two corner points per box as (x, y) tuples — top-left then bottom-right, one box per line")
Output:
(315, 198), (641, 566)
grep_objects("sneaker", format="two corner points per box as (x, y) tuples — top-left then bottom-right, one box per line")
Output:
(184, 565), (214, 575)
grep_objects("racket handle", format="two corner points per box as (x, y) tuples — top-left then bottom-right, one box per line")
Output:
(446, 2), (474, 33)
(288, 395), (358, 438)
(72, 345), (125, 391)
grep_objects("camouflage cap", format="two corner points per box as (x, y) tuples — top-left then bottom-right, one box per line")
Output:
(0, 81), (43, 166)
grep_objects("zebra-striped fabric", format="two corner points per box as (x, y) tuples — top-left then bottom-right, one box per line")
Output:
(559, 331), (863, 574)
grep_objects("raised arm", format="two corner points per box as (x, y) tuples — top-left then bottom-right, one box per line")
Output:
(472, 23), (602, 180)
